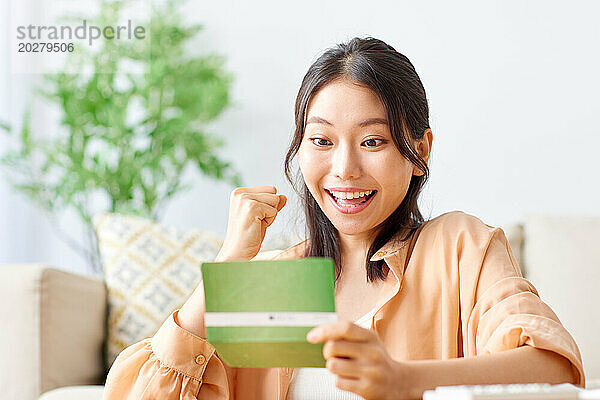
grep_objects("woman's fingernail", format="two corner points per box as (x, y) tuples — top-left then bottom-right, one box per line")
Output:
(307, 329), (320, 342)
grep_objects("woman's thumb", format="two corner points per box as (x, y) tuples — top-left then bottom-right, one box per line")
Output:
(276, 194), (287, 211)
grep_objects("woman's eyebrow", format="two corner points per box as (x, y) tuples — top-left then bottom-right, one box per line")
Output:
(306, 116), (388, 127)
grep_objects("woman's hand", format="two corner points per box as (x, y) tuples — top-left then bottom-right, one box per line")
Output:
(306, 320), (411, 400)
(216, 185), (287, 261)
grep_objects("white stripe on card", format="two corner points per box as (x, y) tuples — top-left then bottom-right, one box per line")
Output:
(204, 312), (338, 327)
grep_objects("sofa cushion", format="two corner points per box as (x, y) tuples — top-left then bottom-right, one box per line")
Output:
(0, 265), (106, 400)
(500, 223), (524, 274)
(523, 215), (600, 380)
(38, 385), (104, 400)
(93, 213), (222, 370)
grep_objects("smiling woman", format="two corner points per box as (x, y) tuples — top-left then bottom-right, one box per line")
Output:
(102, 37), (585, 400)
(284, 39), (432, 288)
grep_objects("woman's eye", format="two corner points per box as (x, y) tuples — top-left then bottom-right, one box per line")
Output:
(310, 138), (331, 146)
(362, 139), (384, 147)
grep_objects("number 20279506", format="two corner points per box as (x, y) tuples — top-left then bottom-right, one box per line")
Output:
(18, 42), (74, 52)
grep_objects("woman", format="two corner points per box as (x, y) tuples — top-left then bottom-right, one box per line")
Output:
(102, 37), (584, 399)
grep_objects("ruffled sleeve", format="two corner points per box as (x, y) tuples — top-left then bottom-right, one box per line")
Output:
(102, 309), (235, 400)
(460, 225), (585, 387)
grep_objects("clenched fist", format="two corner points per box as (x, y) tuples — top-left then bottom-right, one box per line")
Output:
(215, 185), (287, 261)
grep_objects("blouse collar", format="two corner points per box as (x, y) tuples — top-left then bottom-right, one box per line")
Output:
(276, 225), (417, 280)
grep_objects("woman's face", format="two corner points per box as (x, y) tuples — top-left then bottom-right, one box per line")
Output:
(298, 78), (422, 238)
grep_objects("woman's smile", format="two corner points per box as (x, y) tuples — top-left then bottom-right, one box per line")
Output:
(324, 188), (378, 214)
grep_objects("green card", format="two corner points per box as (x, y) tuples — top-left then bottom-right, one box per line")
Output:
(201, 257), (336, 368)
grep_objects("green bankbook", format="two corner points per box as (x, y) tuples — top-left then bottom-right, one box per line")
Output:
(201, 257), (336, 368)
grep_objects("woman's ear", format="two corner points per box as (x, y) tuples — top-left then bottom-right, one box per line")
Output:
(412, 128), (433, 177)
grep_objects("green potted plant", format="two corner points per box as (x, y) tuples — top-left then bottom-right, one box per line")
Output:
(0, 0), (242, 274)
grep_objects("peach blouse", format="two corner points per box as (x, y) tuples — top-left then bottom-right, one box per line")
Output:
(102, 211), (585, 399)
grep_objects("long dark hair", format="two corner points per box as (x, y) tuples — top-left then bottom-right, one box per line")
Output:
(284, 37), (431, 283)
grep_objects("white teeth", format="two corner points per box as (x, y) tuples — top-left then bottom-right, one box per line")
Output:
(328, 190), (374, 200)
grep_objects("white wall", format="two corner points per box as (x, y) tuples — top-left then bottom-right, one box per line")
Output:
(1, 0), (599, 275)
(0, 0), (48, 270)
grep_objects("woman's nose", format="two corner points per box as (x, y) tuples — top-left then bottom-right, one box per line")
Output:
(331, 145), (361, 180)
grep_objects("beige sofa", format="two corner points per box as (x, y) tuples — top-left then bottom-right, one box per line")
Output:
(1, 215), (598, 400)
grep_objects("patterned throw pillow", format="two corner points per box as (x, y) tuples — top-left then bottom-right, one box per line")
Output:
(92, 213), (222, 370)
